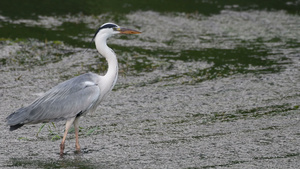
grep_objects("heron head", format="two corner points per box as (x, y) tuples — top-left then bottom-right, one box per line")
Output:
(93, 23), (141, 41)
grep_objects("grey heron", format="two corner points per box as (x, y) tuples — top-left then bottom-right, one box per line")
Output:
(6, 23), (141, 156)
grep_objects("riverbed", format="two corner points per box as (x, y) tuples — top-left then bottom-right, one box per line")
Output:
(0, 1), (300, 168)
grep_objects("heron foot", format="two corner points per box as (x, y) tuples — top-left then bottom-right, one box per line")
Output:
(76, 145), (81, 151)
(75, 144), (81, 153)
(60, 143), (65, 157)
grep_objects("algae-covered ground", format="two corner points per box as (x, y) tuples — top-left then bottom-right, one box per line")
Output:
(0, 1), (300, 168)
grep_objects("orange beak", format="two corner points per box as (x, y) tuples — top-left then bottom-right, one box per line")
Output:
(118, 28), (141, 34)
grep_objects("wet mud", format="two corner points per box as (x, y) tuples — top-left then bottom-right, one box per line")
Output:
(1, 2), (300, 168)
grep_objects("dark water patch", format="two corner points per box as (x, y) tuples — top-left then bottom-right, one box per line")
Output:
(212, 104), (299, 122)
(259, 125), (282, 131)
(191, 132), (230, 140)
(150, 138), (188, 145)
(132, 47), (291, 86)
(0, 0), (299, 20)
(178, 48), (289, 74)
(186, 103), (299, 125)
(253, 152), (300, 160)
(0, 20), (91, 47)
(126, 45), (290, 72)
(8, 157), (98, 169)
(116, 48), (156, 74)
(201, 160), (249, 169)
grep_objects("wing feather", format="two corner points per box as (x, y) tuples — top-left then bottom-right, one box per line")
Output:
(7, 73), (101, 126)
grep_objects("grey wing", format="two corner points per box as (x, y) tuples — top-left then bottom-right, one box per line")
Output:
(7, 73), (101, 126)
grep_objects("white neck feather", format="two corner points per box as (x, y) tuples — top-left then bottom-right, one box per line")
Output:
(95, 32), (118, 94)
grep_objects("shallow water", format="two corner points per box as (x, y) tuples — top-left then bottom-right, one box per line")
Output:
(1, 1), (300, 168)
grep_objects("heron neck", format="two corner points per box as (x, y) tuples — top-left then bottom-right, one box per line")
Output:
(95, 35), (118, 92)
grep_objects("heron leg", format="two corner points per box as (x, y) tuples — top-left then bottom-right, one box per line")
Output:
(60, 117), (76, 156)
(74, 117), (81, 152)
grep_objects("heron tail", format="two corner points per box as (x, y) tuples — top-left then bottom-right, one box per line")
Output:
(6, 107), (29, 131)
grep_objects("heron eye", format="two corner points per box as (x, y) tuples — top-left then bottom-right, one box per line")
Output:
(113, 27), (120, 31)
